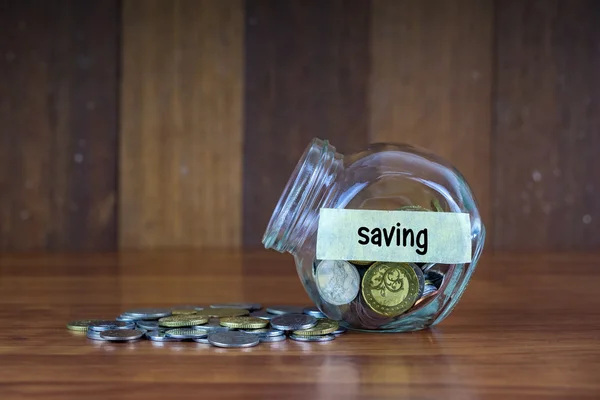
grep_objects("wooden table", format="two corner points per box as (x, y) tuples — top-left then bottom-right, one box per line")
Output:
(1, 251), (599, 399)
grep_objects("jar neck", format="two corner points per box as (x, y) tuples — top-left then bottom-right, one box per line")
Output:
(263, 138), (344, 255)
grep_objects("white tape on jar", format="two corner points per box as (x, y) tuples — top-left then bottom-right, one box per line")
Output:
(316, 208), (472, 264)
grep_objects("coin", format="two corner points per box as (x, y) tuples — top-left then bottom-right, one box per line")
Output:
(193, 321), (230, 332)
(194, 337), (210, 344)
(240, 328), (284, 337)
(146, 330), (180, 342)
(220, 316), (269, 329)
(289, 334), (335, 342)
(158, 315), (209, 327)
(116, 315), (137, 322)
(425, 270), (444, 288)
(293, 319), (339, 336)
(303, 306), (326, 319)
(332, 326), (347, 335)
(315, 260), (360, 305)
(89, 320), (135, 332)
(415, 289), (438, 306)
(195, 308), (249, 318)
(422, 284), (437, 297)
(165, 328), (208, 339)
(171, 309), (197, 315)
(265, 305), (305, 315)
(100, 329), (145, 341)
(136, 320), (159, 330)
(207, 331), (260, 348)
(270, 314), (317, 331)
(210, 303), (261, 311)
(361, 262), (420, 317)
(260, 335), (286, 343)
(346, 292), (393, 329)
(249, 310), (274, 320)
(349, 260), (373, 266)
(66, 320), (98, 332)
(419, 263), (436, 273)
(409, 263), (425, 300)
(86, 329), (108, 341)
(122, 308), (172, 319)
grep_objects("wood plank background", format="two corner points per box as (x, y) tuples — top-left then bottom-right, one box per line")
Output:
(1, 0), (598, 251)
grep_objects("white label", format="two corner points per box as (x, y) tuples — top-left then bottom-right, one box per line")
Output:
(316, 208), (472, 264)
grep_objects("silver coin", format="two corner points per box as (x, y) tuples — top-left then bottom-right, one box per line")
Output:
(100, 329), (145, 341)
(409, 263), (425, 300)
(86, 329), (108, 341)
(240, 328), (284, 337)
(146, 330), (180, 342)
(165, 328), (208, 339)
(419, 263), (436, 273)
(270, 314), (317, 331)
(249, 310), (274, 320)
(210, 303), (261, 311)
(122, 308), (172, 319)
(116, 315), (137, 322)
(422, 284), (437, 297)
(89, 320), (135, 332)
(303, 306), (326, 319)
(332, 326), (348, 335)
(207, 331), (259, 348)
(193, 321), (229, 332)
(266, 305), (306, 315)
(259, 334), (286, 343)
(425, 270), (444, 288)
(193, 337), (210, 344)
(315, 260), (360, 305)
(136, 320), (159, 330)
(289, 334), (336, 342)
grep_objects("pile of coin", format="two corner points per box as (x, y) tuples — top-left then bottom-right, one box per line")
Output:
(313, 200), (448, 330)
(67, 304), (347, 347)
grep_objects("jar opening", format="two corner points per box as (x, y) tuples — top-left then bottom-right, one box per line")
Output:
(263, 138), (342, 253)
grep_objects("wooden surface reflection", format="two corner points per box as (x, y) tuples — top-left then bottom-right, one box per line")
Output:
(1, 251), (599, 399)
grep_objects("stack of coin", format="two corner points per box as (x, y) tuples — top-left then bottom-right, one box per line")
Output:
(67, 303), (347, 347)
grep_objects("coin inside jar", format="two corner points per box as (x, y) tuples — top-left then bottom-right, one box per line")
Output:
(315, 260), (360, 306)
(361, 262), (420, 317)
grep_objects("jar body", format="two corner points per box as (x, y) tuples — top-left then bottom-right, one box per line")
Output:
(263, 139), (485, 332)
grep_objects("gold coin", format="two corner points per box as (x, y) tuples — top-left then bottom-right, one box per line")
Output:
(293, 319), (339, 336)
(158, 315), (208, 327)
(66, 319), (98, 332)
(361, 262), (420, 317)
(349, 260), (373, 266)
(219, 316), (268, 329)
(171, 309), (197, 315)
(195, 308), (249, 318)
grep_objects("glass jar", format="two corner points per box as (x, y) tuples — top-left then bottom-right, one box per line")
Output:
(263, 138), (485, 332)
